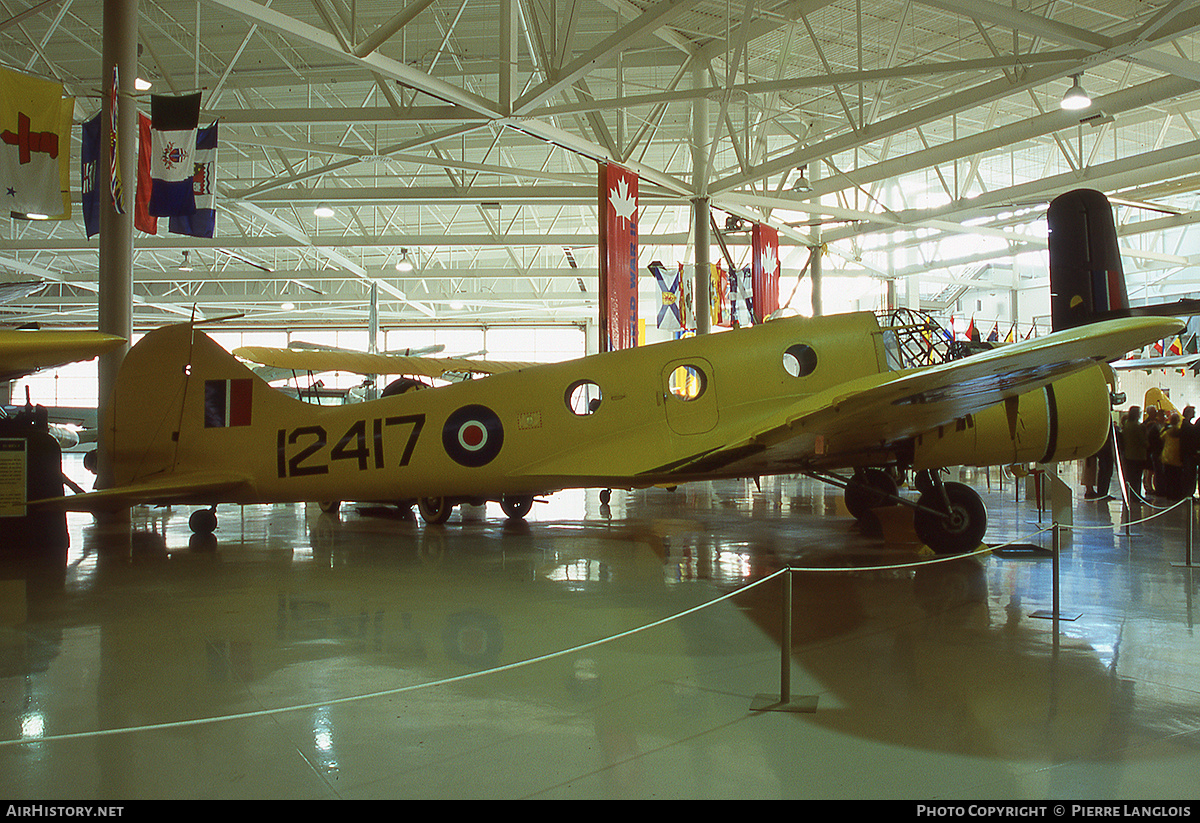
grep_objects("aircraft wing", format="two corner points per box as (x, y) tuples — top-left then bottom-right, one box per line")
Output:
(31, 470), (254, 511)
(746, 315), (1180, 465)
(0, 330), (125, 382)
(1111, 354), (1200, 370)
(232, 346), (536, 378)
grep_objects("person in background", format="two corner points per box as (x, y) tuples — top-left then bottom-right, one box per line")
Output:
(1120, 406), (1147, 501)
(1181, 405), (1198, 498)
(1162, 412), (1185, 500)
(1145, 407), (1164, 496)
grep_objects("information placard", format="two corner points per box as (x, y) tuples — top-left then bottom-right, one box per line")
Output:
(0, 438), (28, 517)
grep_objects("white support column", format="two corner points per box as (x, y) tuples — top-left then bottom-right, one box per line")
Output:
(97, 0), (136, 498)
(692, 61), (710, 334)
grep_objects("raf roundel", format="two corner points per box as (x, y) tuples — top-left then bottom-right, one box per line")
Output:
(442, 404), (505, 467)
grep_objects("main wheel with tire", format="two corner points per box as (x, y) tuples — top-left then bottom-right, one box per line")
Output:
(189, 508), (218, 535)
(418, 497), (454, 525)
(913, 482), (987, 554)
(500, 494), (534, 520)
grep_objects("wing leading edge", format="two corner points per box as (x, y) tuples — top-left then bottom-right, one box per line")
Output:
(0, 330), (125, 382)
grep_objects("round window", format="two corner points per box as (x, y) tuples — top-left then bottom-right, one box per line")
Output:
(782, 344), (817, 377)
(667, 364), (706, 401)
(566, 380), (603, 415)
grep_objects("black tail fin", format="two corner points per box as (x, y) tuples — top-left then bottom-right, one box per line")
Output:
(1048, 188), (1200, 331)
(1048, 189), (1130, 331)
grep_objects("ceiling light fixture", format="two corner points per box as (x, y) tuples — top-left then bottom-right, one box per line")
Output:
(395, 248), (414, 273)
(177, 250), (193, 272)
(313, 203), (335, 218)
(1061, 74), (1091, 110)
(792, 165), (813, 192)
(134, 77), (152, 91)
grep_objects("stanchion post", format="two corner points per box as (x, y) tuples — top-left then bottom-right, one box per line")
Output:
(750, 568), (817, 713)
(1052, 523), (1061, 625)
(1188, 499), (1194, 567)
(780, 569), (791, 704)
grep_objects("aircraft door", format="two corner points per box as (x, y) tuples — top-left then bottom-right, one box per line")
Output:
(661, 357), (718, 435)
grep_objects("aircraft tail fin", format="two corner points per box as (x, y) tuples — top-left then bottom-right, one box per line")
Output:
(1048, 189), (1200, 331)
(103, 323), (293, 493)
(1048, 189), (1131, 331)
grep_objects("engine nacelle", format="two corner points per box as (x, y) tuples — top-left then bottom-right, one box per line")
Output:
(912, 365), (1110, 470)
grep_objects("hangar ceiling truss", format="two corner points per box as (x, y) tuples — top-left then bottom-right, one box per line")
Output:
(2, 0), (1200, 328)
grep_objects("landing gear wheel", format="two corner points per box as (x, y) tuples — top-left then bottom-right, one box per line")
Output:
(844, 468), (899, 520)
(913, 482), (987, 554)
(318, 500), (341, 514)
(599, 489), (612, 504)
(500, 495), (534, 520)
(189, 507), (217, 535)
(418, 497), (454, 525)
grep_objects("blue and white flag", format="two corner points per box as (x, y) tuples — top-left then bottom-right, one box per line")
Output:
(731, 267), (754, 328)
(148, 92), (201, 217)
(169, 121), (217, 237)
(649, 260), (683, 331)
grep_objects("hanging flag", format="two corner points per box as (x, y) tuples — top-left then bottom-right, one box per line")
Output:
(81, 113), (101, 237)
(987, 323), (999, 342)
(1004, 323), (1016, 343)
(965, 315), (977, 342)
(649, 261), (682, 331)
(598, 163), (638, 350)
(1170, 336), (1183, 356)
(711, 261), (730, 327)
(731, 267), (754, 328)
(0, 68), (69, 217)
(109, 67), (124, 215)
(678, 262), (693, 331)
(751, 223), (780, 323)
(134, 112), (156, 234)
(169, 121), (217, 238)
(148, 92), (201, 217)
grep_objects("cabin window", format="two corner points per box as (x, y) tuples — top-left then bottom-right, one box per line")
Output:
(782, 344), (817, 377)
(566, 380), (603, 415)
(667, 364), (707, 401)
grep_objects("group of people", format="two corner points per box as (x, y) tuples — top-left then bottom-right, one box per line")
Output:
(1116, 404), (1200, 503)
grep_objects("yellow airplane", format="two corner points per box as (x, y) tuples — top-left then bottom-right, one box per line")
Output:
(35, 308), (1178, 553)
(31, 189), (1188, 554)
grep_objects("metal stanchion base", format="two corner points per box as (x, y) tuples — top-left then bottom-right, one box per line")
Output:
(750, 694), (819, 713)
(1030, 609), (1081, 621)
(993, 544), (1051, 557)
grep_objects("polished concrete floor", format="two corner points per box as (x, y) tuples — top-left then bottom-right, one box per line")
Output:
(1, 457), (1199, 800)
